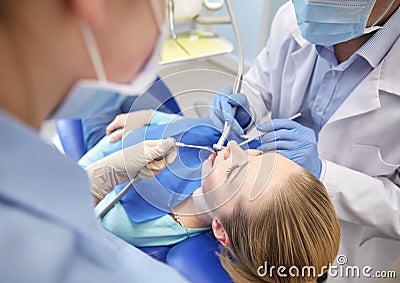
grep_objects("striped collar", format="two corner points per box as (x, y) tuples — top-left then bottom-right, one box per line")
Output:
(357, 6), (400, 68)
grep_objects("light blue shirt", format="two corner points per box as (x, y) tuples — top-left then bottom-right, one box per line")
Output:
(297, 7), (400, 137)
(96, 191), (210, 247)
(0, 109), (187, 283)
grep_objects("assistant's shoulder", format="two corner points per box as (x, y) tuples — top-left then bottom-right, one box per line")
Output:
(270, 2), (307, 47)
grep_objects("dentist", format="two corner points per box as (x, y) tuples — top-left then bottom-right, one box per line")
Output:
(210, 0), (400, 281)
(0, 0), (185, 282)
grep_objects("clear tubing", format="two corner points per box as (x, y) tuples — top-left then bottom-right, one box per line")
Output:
(214, 0), (245, 151)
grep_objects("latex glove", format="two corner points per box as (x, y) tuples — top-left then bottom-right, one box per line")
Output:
(106, 110), (154, 142)
(209, 86), (252, 136)
(87, 138), (177, 201)
(257, 119), (322, 178)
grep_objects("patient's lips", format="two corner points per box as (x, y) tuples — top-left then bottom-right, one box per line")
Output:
(208, 153), (216, 166)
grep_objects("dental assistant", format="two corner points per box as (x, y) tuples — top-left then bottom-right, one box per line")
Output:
(0, 0), (186, 282)
(210, 0), (400, 281)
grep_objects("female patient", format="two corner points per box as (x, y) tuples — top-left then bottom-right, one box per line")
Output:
(89, 140), (340, 283)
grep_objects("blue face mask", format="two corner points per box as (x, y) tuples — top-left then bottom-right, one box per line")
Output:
(50, 0), (167, 120)
(292, 0), (377, 46)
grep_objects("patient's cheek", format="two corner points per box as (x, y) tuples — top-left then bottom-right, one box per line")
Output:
(201, 178), (212, 194)
(201, 170), (225, 195)
(201, 160), (214, 193)
(201, 158), (231, 195)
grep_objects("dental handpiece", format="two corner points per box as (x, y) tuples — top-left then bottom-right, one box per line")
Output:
(96, 177), (141, 219)
(97, 139), (177, 219)
(213, 73), (243, 152)
(176, 142), (216, 155)
(97, 140), (218, 219)
(213, 0), (245, 152)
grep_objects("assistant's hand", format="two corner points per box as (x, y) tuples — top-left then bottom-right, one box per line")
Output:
(87, 138), (177, 202)
(106, 110), (154, 142)
(209, 86), (252, 136)
(127, 138), (178, 179)
(257, 119), (322, 178)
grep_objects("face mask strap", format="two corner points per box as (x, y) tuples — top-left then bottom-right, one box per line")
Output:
(150, 0), (167, 30)
(368, 0), (397, 28)
(80, 20), (107, 82)
(80, 2), (166, 84)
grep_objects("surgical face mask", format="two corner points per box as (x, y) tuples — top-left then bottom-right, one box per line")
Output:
(51, 0), (167, 120)
(292, 0), (394, 46)
(78, 22), (168, 95)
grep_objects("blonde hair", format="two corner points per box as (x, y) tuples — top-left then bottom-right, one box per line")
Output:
(219, 169), (340, 283)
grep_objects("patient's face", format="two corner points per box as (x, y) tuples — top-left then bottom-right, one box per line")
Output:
(201, 141), (301, 213)
(201, 141), (262, 211)
(201, 143), (260, 192)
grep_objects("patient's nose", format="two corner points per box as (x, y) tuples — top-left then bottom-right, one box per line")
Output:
(229, 141), (249, 166)
(221, 146), (232, 160)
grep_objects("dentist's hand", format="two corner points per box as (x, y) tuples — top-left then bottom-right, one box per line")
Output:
(106, 110), (154, 142)
(87, 138), (177, 202)
(209, 86), (252, 136)
(257, 119), (322, 178)
(124, 138), (178, 179)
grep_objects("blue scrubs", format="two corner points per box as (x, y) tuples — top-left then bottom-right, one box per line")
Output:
(0, 109), (187, 283)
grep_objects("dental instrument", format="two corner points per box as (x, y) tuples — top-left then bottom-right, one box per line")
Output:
(176, 142), (217, 155)
(213, 0), (245, 152)
(238, 113), (302, 147)
(97, 141), (216, 218)
(97, 145), (175, 219)
(97, 151), (172, 219)
(97, 178), (140, 219)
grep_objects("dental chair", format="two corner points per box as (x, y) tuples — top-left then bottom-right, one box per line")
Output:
(56, 77), (181, 161)
(54, 78), (232, 283)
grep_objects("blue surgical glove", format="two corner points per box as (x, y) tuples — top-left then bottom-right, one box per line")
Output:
(257, 119), (322, 178)
(209, 86), (252, 136)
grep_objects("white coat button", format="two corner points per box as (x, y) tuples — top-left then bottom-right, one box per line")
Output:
(331, 70), (337, 77)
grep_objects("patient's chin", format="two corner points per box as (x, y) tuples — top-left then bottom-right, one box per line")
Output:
(201, 159), (213, 181)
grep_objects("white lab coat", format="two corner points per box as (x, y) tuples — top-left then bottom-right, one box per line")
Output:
(0, 109), (187, 283)
(244, 3), (400, 282)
